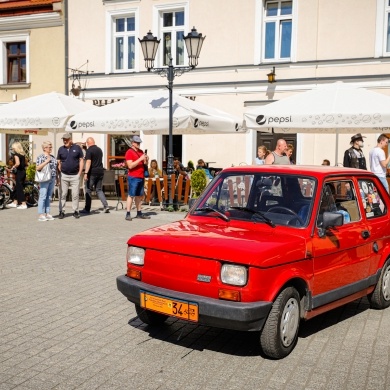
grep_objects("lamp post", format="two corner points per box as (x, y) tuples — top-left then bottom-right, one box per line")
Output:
(139, 27), (205, 208)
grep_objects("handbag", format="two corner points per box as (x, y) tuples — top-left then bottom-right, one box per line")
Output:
(35, 163), (52, 183)
(144, 164), (149, 178)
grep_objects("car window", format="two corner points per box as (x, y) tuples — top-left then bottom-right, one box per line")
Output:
(317, 180), (360, 226)
(358, 179), (387, 218)
(197, 173), (316, 227)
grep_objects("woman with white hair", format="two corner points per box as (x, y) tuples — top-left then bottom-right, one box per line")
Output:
(35, 141), (57, 221)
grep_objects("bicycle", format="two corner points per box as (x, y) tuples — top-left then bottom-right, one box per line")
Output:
(0, 166), (39, 207)
(23, 181), (39, 207)
(0, 166), (13, 205)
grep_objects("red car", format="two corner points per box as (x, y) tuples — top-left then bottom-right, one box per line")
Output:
(117, 165), (390, 359)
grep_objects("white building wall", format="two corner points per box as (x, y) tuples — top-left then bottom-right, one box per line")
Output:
(66, 0), (390, 170)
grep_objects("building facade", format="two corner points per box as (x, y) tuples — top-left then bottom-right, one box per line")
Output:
(2, 0), (390, 170)
(66, 0), (390, 170)
(0, 0), (64, 164)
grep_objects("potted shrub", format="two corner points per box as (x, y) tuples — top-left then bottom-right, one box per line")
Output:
(26, 163), (36, 182)
(189, 169), (207, 208)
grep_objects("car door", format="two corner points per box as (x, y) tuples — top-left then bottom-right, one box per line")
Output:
(357, 177), (390, 276)
(311, 178), (371, 308)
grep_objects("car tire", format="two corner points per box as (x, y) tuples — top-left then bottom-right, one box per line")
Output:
(260, 287), (300, 359)
(368, 259), (390, 309)
(135, 304), (168, 325)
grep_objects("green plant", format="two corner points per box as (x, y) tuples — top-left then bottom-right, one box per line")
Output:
(190, 169), (207, 198)
(26, 163), (36, 181)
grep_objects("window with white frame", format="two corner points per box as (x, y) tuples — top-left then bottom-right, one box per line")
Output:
(263, 0), (292, 61)
(160, 9), (185, 66)
(7, 41), (26, 83)
(0, 33), (29, 84)
(385, 0), (390, 53)
(113, 15), (136, 71)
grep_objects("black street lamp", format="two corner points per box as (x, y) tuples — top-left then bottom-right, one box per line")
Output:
(139, 27), (205, 208)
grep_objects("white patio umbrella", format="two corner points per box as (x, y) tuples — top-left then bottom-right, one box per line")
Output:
(67, 90), (243, 134)
(243, 82), (390, 164)
(0, 92), (92, 134)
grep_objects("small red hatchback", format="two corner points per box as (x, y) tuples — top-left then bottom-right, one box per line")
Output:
(117, 165), (390, 359)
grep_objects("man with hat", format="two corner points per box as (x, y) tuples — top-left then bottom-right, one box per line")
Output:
(343, 133), (367, 170)
(57, 133), (84, 219)
(124, 135), (150, 221)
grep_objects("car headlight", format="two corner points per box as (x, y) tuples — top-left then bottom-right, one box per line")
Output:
(221, 264), (247, 286)
(127, 246), (145, 265)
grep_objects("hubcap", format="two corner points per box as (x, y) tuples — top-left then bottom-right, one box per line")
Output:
(280, 297), (299, 347)
(382, 265), (390, 301)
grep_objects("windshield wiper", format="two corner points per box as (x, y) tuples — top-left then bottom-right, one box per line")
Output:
(230, 206), (275, 228)
(195, 207), (230, 222)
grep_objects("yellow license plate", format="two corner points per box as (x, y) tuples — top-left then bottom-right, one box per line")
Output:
(140, 291), (199, 322)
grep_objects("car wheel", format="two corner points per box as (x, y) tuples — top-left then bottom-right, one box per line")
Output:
(260, 287), (300, 359)
(368, 259), (390, 309)
(135, 304), (168, 325)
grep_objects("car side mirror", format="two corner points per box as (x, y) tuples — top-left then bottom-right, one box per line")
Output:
(318, 211), (344, 237)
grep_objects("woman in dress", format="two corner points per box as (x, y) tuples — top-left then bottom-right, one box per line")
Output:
(8, 142), (27, 209)
(36, 141), (58, 221)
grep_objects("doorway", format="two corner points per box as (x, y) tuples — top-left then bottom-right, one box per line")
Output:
(162, 134), (182, 171)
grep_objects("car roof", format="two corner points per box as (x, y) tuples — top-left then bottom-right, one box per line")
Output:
(222, 165), (376, 179)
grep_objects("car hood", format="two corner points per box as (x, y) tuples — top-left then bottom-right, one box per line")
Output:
(128, 219), (309, 268)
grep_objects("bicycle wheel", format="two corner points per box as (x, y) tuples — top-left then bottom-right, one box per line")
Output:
(0, 183), (12, 206)
(24, 182), (39, 207)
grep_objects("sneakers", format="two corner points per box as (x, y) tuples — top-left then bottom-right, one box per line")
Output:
(17, 204), (27, 210)
(45, 214), (55, 221)
(135, 213), (151, 219)
(79, 209), (90, 215)
(103, 207), (110, 213)
(125, 214), (132, 221)
(58, 211), (65, 219)
(8, 203), (17, 208)
(73, 211), (80, 219)
(38, 216), (47, 222)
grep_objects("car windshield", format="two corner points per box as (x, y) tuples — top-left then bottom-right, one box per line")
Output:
(192, 172), (316, 228)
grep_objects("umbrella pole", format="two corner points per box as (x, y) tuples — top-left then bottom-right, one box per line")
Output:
(335, 131), (339, 166)
(165, 59), (175, 210)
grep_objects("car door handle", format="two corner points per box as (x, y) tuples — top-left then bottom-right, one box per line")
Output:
(361, 230), (370, 239)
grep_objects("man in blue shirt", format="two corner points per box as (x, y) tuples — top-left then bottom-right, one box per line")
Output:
(57, 133), (84, 219)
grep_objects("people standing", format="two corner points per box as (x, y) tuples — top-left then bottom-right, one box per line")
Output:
(369, 133), (390, 192)
(254, 145), (269, 165)
(264, 139), (290, 165)
(57, 133), (84, 219)
(80, 137), (110, 214)
(286, 144), (295, 164)
(8, 142), (27, 209)
(343, 133), (367, 170)
(36, 141), (57, 221)
(125, 135), (150, 221)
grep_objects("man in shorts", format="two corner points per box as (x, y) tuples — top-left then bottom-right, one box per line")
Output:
(125, 135), (150, 221)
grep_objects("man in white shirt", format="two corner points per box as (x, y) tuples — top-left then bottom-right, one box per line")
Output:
(369, 134), (390, 192)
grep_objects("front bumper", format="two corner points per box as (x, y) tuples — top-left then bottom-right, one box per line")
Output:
(116, 275), (272, 331)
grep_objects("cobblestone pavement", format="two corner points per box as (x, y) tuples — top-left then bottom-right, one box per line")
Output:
(1, 200), (390, 390)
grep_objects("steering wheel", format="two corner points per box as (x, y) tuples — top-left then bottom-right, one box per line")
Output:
(267, 206), (305, 226)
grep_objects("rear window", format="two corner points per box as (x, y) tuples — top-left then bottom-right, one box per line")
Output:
(358, 179), (387, 218)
